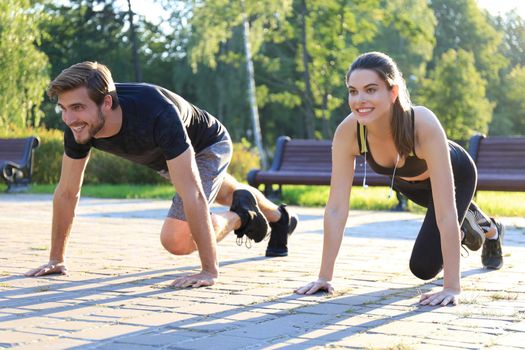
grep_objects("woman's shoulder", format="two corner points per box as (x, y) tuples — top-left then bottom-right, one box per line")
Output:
(413, 105), (443, 132)
(335, 113), (358, 136)
(333, 113), (360, 155)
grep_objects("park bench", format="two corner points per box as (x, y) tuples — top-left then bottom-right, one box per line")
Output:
(0, 137), (40, 193)
(247, 136), (407, 210)
(468, 134), (525, 191)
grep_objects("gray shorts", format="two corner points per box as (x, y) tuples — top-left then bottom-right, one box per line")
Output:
(167, 133), (232, 220)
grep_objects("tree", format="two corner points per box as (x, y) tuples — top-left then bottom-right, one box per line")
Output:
(419, 49), (493, 141)
(492, 11), (525, 68)
(186, 0), (292, 168)
(489, 65), (525, 135)
(430, 0), (506, 90)
(359, 0), (436, 88)
(38, 0), (168, 128)
(0, 0), (49, 130)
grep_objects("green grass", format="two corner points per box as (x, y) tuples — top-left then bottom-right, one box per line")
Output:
(1, 183), (524, 217)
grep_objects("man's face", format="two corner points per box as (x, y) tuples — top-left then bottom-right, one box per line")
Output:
(57, 87), (105, 144)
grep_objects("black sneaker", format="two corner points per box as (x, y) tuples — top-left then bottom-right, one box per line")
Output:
(481, 218), (505, 270)
(230, 189), (269, 243)
(265, 204), (298, 257)
(461, 208), (485, 251)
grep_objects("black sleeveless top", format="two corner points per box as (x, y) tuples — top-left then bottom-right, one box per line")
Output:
(357, 109), (428, 177)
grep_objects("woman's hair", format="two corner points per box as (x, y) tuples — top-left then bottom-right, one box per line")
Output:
(47, 61), (119, 109)
(346, 52), (413, 158)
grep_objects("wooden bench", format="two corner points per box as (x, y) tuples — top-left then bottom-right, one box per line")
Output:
(0, 137), (40, 192)
(247, 136), (407, 210)
(468, 134), (525, 191)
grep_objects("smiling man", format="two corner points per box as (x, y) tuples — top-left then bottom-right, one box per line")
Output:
(24, 61), (298, 287)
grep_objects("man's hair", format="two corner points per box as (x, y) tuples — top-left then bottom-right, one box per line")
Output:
(47, 61), (119, 109)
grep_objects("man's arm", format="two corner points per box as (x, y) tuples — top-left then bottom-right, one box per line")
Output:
(25, 153), (89, 276)
(166, 147), (219, 280)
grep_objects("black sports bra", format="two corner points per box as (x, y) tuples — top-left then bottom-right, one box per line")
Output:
(357, 108), (428, 177)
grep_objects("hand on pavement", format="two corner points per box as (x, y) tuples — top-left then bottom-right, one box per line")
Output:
(171, 270), (217, 288)
(295, 278), (334, 295)
(24, 261), (68, 277)
(419, 287), (460, 306)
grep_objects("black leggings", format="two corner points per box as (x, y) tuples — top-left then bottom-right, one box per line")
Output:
(393, 141), (477, 280)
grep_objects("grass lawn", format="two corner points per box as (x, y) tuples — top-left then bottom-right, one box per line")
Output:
(1, 183), (524, 217)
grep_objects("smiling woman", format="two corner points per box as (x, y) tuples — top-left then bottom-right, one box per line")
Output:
(295, 51), (506, 307)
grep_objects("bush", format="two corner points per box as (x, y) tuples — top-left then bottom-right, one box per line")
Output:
(229, 138), (261, 182)
(2, 127), (261, 185)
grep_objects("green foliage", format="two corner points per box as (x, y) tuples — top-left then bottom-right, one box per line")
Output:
(0, 126), (62, 184)
(418, 49), (493, 142)
(430, 0), (506, 88)
(15, 182), (524, 217)
(490, 65), (525, 135)
(494, 11), (525, 68)
(359, 0), (436, 84)
(228, 138), (261, 181)
(0, 0), (50, 130)
(2, 127), (260, 185)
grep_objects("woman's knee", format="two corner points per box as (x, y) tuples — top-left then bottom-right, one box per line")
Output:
(409, 258), (442, 280)
(160, 218), (196, 255)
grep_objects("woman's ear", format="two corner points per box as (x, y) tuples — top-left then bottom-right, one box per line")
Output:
(391, 85), (399, 103)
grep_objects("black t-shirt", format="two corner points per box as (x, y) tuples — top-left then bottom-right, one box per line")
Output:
(64, 83), (226, 172)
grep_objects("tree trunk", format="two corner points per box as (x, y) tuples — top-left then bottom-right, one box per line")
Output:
(241, 6), (268, 169)
(321, 93), (332, 139)
(127, 0), (142, 82)
(299, 0), (316, 139)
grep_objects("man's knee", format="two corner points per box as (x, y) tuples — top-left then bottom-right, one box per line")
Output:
(160, 219), (196, 255)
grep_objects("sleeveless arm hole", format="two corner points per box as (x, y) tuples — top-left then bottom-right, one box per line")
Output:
(357, 122), (367, 154)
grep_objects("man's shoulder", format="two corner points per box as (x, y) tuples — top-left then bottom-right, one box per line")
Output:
(116, 82), (165, 100)
(116, 83), (174, 116)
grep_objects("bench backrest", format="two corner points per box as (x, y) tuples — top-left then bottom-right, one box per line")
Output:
(277, 139), (332, 172)
(0, 138), (35, 165)
(472, 136), (525, 175)
(272, 137), (388, 184)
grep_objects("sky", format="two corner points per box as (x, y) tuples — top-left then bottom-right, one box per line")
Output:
(476, 0), (525, 17)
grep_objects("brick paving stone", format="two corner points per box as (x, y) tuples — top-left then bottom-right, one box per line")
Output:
(1, 194), (524, 349)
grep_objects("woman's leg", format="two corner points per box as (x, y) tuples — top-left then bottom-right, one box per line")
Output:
(403, 141), (477, 280)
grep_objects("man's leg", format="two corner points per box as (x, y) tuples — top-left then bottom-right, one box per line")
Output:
(215, 173), (281, 222)
(160, 211), (241, 255)
(215, 173), (298, 257)
(160, 133), (268, 255)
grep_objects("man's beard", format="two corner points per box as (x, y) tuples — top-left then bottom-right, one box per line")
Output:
(75, 108), (105, 144)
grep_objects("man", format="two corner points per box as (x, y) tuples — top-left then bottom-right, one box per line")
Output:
(25, 62), (297, 287)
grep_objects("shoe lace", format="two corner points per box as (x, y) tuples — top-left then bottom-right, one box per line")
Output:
(236, 236), (252, 249)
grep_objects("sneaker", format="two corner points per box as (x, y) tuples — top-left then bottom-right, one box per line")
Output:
(481, 218), (505, 270)
(265, 204), (298, 257)
(230, 189), (269, 243)
(461, 208), (485, 251)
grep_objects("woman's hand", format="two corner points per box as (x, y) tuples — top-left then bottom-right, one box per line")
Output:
(295, 278), (334, 295)
(419, 287), (460, 306)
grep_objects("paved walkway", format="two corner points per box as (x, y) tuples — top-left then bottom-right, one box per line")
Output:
(1, 194), (524, 349)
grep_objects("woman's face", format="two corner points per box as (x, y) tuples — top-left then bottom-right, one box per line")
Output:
(346, 69), (397, 126)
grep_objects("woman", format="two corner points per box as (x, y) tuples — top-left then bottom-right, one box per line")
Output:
(295, 52), (504, 306)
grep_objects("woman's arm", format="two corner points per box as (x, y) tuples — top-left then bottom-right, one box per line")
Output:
(296, 117), (358, 294)
(415, 106), (461, 306)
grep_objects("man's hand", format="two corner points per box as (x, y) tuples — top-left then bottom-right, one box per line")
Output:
(170, 270), (217, 288)
(419, 287), (460, 306)
(295, 278), (334, 295)
(24, 261), (68, 277)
